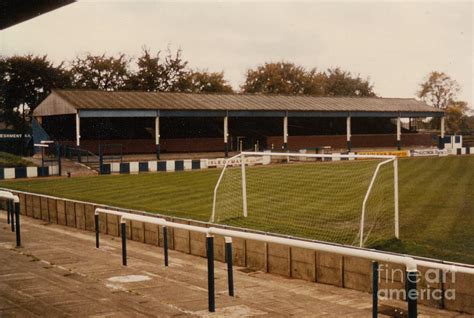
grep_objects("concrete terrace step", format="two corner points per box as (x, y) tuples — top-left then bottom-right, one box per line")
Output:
(0, 214), (469, 317)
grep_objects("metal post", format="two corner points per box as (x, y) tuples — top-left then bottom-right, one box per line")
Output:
(396, 117), (401, 150)
(14, 202), (21, 247)
(10, 200), (14, 232)
(155, 116), (160, 160)
(6, 199), (10, 225)
(224, 115), (229, 158)
(207, 235), (215, 312)
(98, 144), (103, 175)
(225, 237), (234, 297)
(347, 116), (352, 151)
(95, 214), (100, 248)
(41, 147), (45, 170)
(163, 226), (169, 266)
(372, 261), (379, 318)
(394, 158), (399, 239)
(56, 144), (62, 176)
(407, 270), (418, 318)
(283, 115), (288, 151)
(121, 221), (127, 266)
(241, 154), (248, 218)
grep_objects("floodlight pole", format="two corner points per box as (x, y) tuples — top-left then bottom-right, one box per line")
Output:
(241, 154), (248, 218)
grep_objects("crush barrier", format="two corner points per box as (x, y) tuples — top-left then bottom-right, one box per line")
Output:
(0, 191), (21, 247)
(94, 207), (474, 316)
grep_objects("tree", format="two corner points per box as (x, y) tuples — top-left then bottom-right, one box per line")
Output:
(70, 53), (130, 91)
(445, 101), (469, 134)
(324, 68), (375, 97)
(127, 48), (165, 91)
(128, 48), (189, 92)
(178, 70), (233, 93)
(163, 48), (189, 92)
(241, 62), (375, 96)
(0, 54), (71, 154)
(241, 62), (324, 95)
(417, 72), (460, 109)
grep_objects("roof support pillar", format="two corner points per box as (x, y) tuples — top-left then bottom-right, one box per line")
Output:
(283, 114), (288, 151)
(346, 116), (352, 152)
(75, 112), (80, 147)
(155, 116), (160, 160)
(396, 117), (401, 150)
(438, 116), (446, 150)
(440, 116), (445, 138)
(224, 115), (229, 157)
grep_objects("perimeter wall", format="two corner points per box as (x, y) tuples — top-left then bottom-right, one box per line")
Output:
(59, 133), (435, 154)
(3, 190), (473, 314)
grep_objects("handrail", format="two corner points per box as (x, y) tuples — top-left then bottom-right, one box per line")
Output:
(94, 207), (474, 275)
(0, 190), (21, 247)
(0, 191), (19, 203)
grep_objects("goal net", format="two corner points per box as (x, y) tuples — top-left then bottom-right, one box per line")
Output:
(211, 152), (399, 247)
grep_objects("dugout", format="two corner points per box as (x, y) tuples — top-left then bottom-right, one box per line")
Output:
(33, 90), (445, 158)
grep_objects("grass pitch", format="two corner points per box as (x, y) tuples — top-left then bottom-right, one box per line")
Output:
(1, 155), (473, 264)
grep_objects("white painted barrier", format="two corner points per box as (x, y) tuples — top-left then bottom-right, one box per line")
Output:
(94, 207), (474, 275)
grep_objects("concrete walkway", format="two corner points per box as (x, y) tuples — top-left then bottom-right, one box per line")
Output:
(0, 215), (468, 317)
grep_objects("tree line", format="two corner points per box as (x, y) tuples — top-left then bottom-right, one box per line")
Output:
(0, 48), (471, 140)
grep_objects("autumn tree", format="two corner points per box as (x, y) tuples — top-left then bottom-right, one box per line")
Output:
(128, 48), (189, 92)
(417, 72), (465, 130)
(241, 62), (325, 95)
(417, 72), (460, 109)
(0, 54), (71, 154)
(70, 53), (130, 91)
(445, 101), (469, 134)
(324, 68), (375, 97)
(178, 70), (233, 93)
(241, 62), (374, 96)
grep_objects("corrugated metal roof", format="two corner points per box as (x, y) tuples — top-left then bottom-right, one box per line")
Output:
(34, 89), (443, 116)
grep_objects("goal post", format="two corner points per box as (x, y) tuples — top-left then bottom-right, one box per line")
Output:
(211, 151), (400, 247)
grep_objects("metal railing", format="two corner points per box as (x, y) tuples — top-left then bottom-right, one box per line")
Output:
(3, 187), (474, 317)
(0, 191), (21, 247)
(64, 146), (100, 165)
(94, 207), (474, 316)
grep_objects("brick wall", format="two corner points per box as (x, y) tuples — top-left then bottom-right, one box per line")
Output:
(61, 137), (224, 154)
(268, 133), (435, 150)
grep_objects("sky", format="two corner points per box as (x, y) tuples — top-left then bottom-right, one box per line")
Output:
(1, 0), (472, 110)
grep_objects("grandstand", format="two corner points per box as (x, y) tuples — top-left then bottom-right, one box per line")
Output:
(33, 90), (444, 159)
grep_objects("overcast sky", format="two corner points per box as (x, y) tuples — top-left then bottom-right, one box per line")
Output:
(1, 0), (472, 109)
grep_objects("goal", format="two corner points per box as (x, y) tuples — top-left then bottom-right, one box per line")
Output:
(211, 151), (399, 247)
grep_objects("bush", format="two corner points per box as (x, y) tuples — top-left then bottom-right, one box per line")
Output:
(0, 152), (34, 168)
